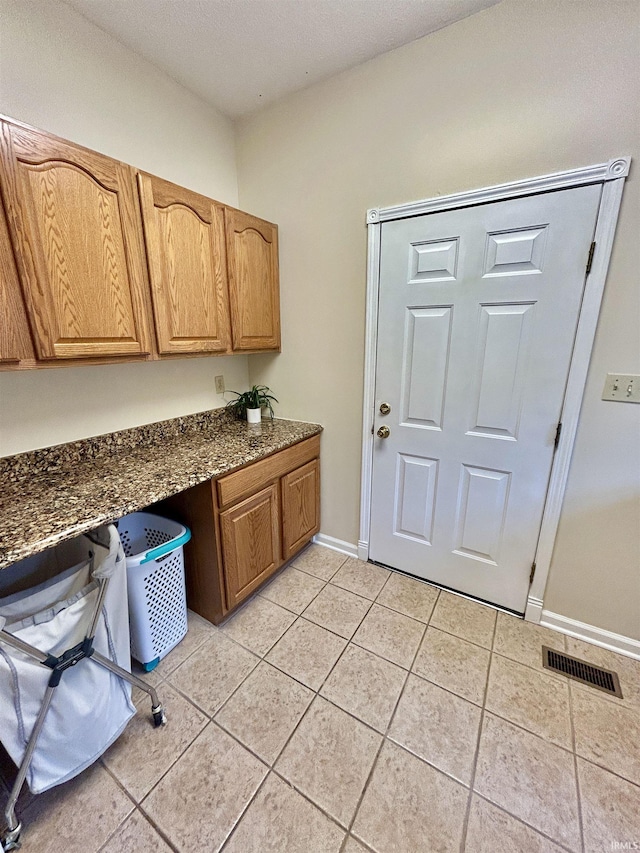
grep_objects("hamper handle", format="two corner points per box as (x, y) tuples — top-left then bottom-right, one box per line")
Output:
(140, 528), (191, 564)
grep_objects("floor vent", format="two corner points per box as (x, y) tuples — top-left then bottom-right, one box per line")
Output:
(542, 647), (623, 698)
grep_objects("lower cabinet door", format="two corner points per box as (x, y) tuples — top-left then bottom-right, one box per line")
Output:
(220, 483), (281, 608)
(281, 459), (320, 562)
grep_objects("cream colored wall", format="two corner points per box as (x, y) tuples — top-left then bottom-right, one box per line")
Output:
(237, 0), (640, 638)
(0, 0), (248, 456)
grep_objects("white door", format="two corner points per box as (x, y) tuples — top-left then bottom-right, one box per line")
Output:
(369, 184), (602, 612)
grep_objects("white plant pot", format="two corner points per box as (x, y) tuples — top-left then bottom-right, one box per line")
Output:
(246, 407), (262, 424)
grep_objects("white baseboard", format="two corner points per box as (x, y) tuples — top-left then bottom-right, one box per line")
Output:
(540, 610), (640, 661)
(312, 533), (358, 558)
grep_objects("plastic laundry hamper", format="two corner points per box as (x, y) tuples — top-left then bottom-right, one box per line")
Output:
(116, 512), (191, 672)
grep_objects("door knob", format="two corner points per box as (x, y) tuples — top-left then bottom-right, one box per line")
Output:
(377, 425), (390, 439)
(379, 402), (391, 415)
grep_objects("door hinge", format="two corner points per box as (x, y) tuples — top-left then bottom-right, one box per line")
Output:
(586, 241), (596, 275)
(554, 421), (562, 449)
(530, 561), (536, 585)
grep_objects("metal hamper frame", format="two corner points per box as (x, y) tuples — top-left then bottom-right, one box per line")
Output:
(0, 527), (166, 852)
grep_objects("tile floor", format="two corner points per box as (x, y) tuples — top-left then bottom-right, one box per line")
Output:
(1, 544), (639, 852)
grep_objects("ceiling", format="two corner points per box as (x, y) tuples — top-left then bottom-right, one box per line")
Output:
(63, 0), (500, 119)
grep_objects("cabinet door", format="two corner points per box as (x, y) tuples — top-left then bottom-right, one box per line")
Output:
(0, 194), (34, 364)
(225, 208), (280, 351)
(220, 483), (281, 608)
(0, 121), (152, 360)
(281, 459), (321, 561)
(137, 172), (231, 354)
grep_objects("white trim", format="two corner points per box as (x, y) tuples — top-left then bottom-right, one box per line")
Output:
(540, 611), (640, 662)
(358, 219), (382, 564)
(366, 157), (630, 224)
(526, 168), (629, 622)
(312, 533), (358, 558)
(361, 160), (630, 625)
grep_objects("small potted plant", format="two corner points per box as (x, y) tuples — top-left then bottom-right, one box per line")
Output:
(226, 385), (278, 423)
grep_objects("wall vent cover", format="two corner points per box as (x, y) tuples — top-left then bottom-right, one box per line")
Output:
(542, 646), (623, 698)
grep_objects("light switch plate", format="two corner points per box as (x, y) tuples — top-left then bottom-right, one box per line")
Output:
(215, 375), (225, 394)
(602, 373), (640, 403)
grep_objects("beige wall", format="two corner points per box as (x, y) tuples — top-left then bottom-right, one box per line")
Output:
(237, 0), (640, 638)
(0, 0), (248, 455)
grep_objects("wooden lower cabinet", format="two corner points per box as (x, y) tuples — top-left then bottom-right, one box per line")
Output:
(221, 483), (280, 609)
(281, 459), (320, 562)
(153, 435), (320, 624)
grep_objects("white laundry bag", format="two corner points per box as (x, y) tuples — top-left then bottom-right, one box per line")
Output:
(0, 525), (136, 794)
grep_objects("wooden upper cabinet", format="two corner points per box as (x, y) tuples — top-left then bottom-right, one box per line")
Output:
(225, 208), (280, 351)
(0, 121), (152, 360)
(0, 193), (35, 364)
(137, 172), (231, 355)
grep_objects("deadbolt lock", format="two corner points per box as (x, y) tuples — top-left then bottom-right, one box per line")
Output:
(379, 402), (391, 415)
(377, 425), (390, 439)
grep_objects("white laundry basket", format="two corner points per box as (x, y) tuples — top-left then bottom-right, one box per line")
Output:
(116, 512), (191, 672)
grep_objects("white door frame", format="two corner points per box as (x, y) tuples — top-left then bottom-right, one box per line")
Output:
(358, 158), (631, 622)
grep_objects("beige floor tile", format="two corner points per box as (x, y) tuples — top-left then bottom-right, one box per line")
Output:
(19, 763), (133, 853)
(0, 742), (36, 815)
(102, 682), (207, 801)
(493, 612), (565, 675)
(572, 686), (640, 785)
(430, 591), (496, 648)
(143, 722), (267, 851)
(388, 673), (481, 785)
(465, 795), (566, 853)
(260, 566), (325, 613)
(275, 696), (381, 828)
(413, 626), (490, 705)
(153, 608), (217, 676)
(223, 772), (345, 852)
(352, 740), (467, 852)
(330, 558), (390, 601)
(101, 811), (173, 853)
(320, 644), (407, 732)
(352, 603), (425, 669)
(168, 631), (258, 715)
(215, 662), (314, 764)
(265, 617), (347, 690)
(130, 662), (164, 705)
(303, 584), (372, 639)
(291, 543), (348, 581)
(578, 757), (640, 853)
(474, 713), (580, 850)
(375, 571), (439, 623)
(220, 595), (296, 656)
(485, 654), (572, 748)
(566, 637), (640, 710)
(343, 836), (371, 853)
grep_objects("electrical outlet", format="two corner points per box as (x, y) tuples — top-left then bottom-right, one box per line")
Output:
(602, 373), (640, 403)
(215, 375), (225, 395)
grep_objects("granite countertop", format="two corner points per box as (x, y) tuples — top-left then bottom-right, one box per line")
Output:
(0, 409), (322, 570)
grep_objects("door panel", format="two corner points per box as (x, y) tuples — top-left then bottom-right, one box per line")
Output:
(370, 184), (602, 612)
(401, 306), (452, 429)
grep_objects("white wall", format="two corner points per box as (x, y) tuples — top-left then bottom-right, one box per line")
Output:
(0, 0), (248, 455)
(237, 0), (640, 639)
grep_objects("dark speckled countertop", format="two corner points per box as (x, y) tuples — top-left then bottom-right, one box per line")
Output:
(0, 409), (322, 570)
